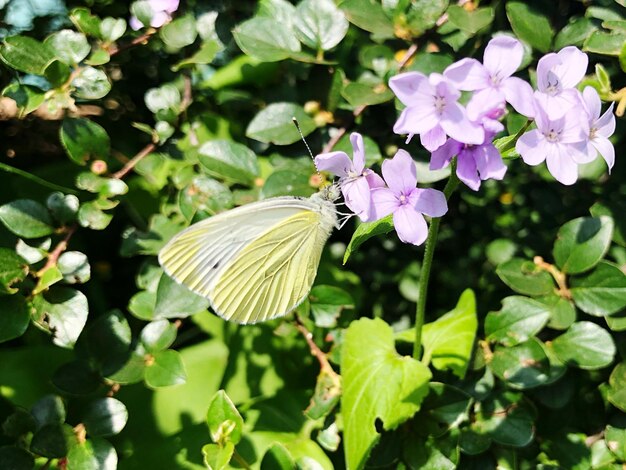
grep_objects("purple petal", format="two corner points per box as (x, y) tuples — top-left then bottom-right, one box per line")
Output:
(150, 10), (171, 27)
(592, 137), (615, 172)
(534, 89), (580, 120)
(444, 58), (489, 91)
(315, 151), (352, 177)
(440, 103), (485, 145)
(559, 108), (589, 144)
(420, 125), (447, 152)
(516, 130), (548, 166)
(582, 86), (601, 121)
(482, 116), (505, 135)
(393, 106), (439, 136)
(554, 46), (588, 89)
(350, 132), (365, 173)
(389, 72), (432, 106)
(430, 138), (461, 170)
(466, 87), (505, 121)
(412, 188), (448, 217)
(393, 206), (428, 246)
(596, 103), (616, 138)
(364, 169), (386, 189)
(370, 188), (398, 220)
(381, 149), (417, 194)
(129, 16), (144, 30)
(342, 176), (373, 221)
(546, 145), (578, 185)
(568, 140), (595, 164)
(536, 53), (560, 92)
(475, 144), (507, 180)
(502, 77), (535, 118)
(456, 153), (481, 191)
(483, 36), (523, 80)
(152, 0), (180, 13)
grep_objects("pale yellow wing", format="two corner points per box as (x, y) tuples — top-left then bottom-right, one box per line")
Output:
(209, 209), (332, 323)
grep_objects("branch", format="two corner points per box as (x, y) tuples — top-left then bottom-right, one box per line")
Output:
(294, 319), (338, 378)
(37, 224), (77, 276)
(108, 30), (157, 56)
(112, 142), (157, 179)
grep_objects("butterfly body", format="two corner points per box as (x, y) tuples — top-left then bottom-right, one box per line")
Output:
(158, 188), (339, 324)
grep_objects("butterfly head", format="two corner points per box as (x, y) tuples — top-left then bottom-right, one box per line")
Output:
(318, 183), (341, 202)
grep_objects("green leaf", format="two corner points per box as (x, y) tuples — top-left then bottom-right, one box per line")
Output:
(403, 0), (450, 37)
(66, 437), (117, 470)
(233, 17), (301, 62)
(52, 360), (101, 396)
(160, 15), (198, 50)
(32, 287), (89, 349)
(447, 5), (494, 35)
(555, 17), (598, 48)
(45, 30), (91, 65)
(172, 40), (220, 71)
(474, 391), (534, 447)
(145, 84), (181, 114)
(505, 1), (554, 53)
(206, 390), (244, 445)
(261, 170), (313, 198)
(78, 201), (113, 230)
(99, 17), (127, 43)
(82, 398), (128, 437)
(570, 261), (626, 316)
(537, 294), (576, 330)
(422, 289), (477, 378)
(590, 201), (626, 247)
(294, 0), (349, 51)
(2, 409), (37, 438)
(60, 118), (111, 166)
(0, 446), (34, 470)
(261, 443), (294, 470)
(605, 425), (626, 461)
(0, 248), (28, 295)
(2, 83), (45, 117)
(47, 193), (80, 224)
(0, 295), (30, 343)
(584, 30), (626, 56)
(496, 258), (555, 296)
(30, 423), (75, 458)
(341, 82), (394, 107)
(145, 349), (187, 388)
(422, 382), (471, 428)
(154, 272), (209, 319)
(70, 8), (102, 37)
(0, 36), (56, 75)
(246, 102), (316, 146)
(550, 321), (615, 370)
(202, 442), (234, 470)
(343, 214), (394, 264)
(58, 251), (91, 284)
(78, 310), (132, 376)
(198, 140), (259, 185)
(489, 338), (552, 389)
(553, 216), (613, 274)
(72, 67), (111, 100)
(31, 395), (66, 429)
(340, 0), (395, 37)
(309, 285), (354, 328)
(342, 317), (431, 470)
(607, 362), (626, 412)
(140, 319), (177, 352)
(0, 199), (54, 238)
(485, 296), (551, 347)
(33, 266), (63, 295)
(76, 173), (128, 197)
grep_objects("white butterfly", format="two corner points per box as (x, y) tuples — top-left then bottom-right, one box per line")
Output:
(158, 186), (340, 324)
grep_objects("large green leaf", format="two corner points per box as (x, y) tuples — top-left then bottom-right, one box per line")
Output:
(206, 390), (244, 445)
(60, 118), (111, 166)
(198, 139), (259, 185)
(0, 295), (30, 343)
(0, 36), (56, 74)
(45, 30), (90, 65)
(553, 216), (613, 274)
(82, 398), (128, 437)
(343, 214), (394, 264)
(447, 5), (494, 35)
(0, 248), (28, 295)
(246, 102), (316, 146)
(421, 289), (477, 378)
(145, 349), (187, 388)
(496, 258), (555, 297)
(66, 438), (117, 470)
(294, 0), (349, 51)
(570, 261), (626, 316)
(154, 273), (209, 319)
(0, 199), (54, 238)
(340, 0), (395, 37)
(474, 391), (534, 447)
(607, 362), (626, 412)
(505, 1), (554, 53)
(342, 317), (431, 470)
(160, 15), (198, 50)
(489, 338), (552, 389)
(550, 321), (615, 370)
(32, 287), (89, 349)
(485, 296), (551, 346)
(233, 17), (300, 62)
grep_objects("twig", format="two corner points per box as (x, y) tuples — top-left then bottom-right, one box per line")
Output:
(294, 319), (338, 377)
(112, 142), (157, 179)
(181, 74), (193, 111)
(533, 256), (571, 299)
(37, 225), (77, 276)
(320, 43), (419, 154)
(108, 30), (157, 56)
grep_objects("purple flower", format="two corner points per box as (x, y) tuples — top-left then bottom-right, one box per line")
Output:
(370, 150), (447, 246)
(430, 131), (507, 191)
(315, 133), (385, 221)
(444, 36), (535, 119)
(534, 46), (588, 119)
(130, 0), (180, 30)
(516, 105), (592, 185)
(581, 86), (616, 172)
(389, 72), (484, 152)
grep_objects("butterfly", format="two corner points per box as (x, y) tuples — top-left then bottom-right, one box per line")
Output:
(158, 185), (340, 324)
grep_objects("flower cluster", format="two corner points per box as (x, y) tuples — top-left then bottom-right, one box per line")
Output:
(390, 36), (616, 187)
(315, 133), (447, 246)
(130, 0), (180, 30)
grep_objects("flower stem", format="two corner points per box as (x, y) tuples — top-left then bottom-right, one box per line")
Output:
(413, 161), (459, 360)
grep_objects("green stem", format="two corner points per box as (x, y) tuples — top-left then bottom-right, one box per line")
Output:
(413, 160), (460, 360)
(0, 161), (77, 194)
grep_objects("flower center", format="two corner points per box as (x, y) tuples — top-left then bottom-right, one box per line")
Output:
(398, 193), (409, 205)
(490, 73), (502, 87)
(434, 95), (446, 113)
(545, 127), (562, 143)
(545, 74), (561, 96)
(589, 126), (598, 140)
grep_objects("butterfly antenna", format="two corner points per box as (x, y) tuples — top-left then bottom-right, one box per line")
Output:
(292, 117), (319, 173)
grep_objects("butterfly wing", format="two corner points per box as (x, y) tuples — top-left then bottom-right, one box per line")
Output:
(158, 196), (336, 323)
